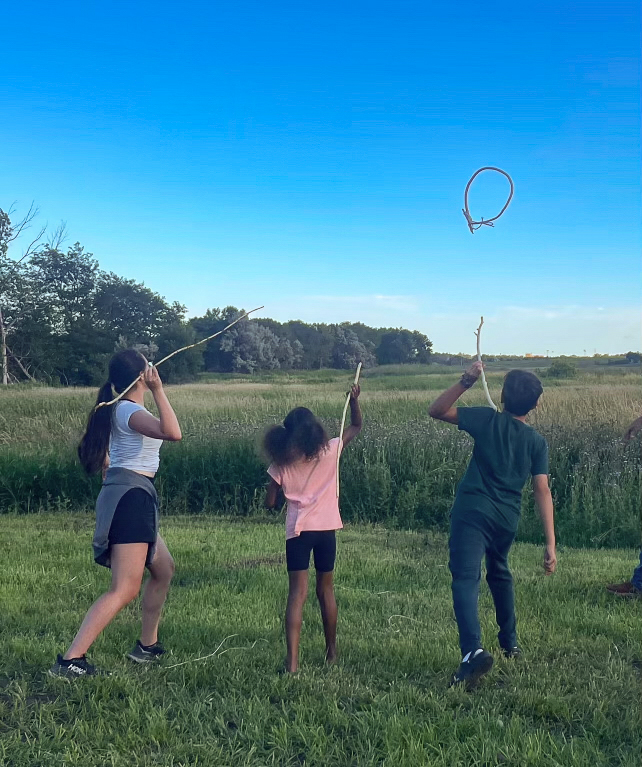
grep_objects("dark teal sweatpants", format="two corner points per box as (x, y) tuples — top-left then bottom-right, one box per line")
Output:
(449, 514), (517, 656)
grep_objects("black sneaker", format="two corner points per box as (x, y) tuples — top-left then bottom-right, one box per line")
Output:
(450, 649), (494, 690)
(127, 640), (166, 664)
(48, 654), (106, 679)
(502, 646), (522, 659)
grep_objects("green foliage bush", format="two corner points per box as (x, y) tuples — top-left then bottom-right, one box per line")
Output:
(545, 360), (579, 379)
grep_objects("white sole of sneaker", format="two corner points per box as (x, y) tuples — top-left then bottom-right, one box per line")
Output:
(127, 653), (158, 663)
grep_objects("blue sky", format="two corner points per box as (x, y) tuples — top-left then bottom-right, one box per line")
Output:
(1, 0), (640, 354)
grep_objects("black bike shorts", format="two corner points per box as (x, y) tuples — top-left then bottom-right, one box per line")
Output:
(285, 530), (337, 573)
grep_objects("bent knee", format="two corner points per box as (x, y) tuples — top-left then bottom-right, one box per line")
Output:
(111, 584), (141, 605)
(486, 566), (512, 580)
(449, 559), (481, 578)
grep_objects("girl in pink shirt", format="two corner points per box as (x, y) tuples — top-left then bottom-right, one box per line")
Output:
(265, 384), (362, 673)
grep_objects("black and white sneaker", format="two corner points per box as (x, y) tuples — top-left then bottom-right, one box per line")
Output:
(127, 640), (166, 664)
(502, 646), (522, 659)
(450, 649), (494, 690)
(48, 654), (107, 679)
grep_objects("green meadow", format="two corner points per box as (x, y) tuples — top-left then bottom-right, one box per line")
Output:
(0, 516), (640, 767)
(0, 368), (640, 765)
(0, 367), (640, 548)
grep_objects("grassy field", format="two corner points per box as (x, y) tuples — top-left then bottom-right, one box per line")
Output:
(0, 515), (640, 766)
(0, 367), (640, 548)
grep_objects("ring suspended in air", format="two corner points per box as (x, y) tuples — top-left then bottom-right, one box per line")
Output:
(462, 167), (514, 234)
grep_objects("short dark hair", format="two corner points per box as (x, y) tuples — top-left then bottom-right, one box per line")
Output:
(263, 407), (329, 466)
(501, 370), (543, 416)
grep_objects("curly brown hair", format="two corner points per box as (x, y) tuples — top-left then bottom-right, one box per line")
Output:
(263, 407), (330, 466)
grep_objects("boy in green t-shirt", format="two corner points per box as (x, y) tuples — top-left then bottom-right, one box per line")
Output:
(429, 362), (556, 689)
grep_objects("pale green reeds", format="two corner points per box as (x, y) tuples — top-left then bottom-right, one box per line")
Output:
(0, 371), (640, 547)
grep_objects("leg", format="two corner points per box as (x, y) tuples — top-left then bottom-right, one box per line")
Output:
(140, 535), (175, 646)
(285, 571), (309, 673)
(449, 519), (486, 657)
(486, 531), (517, 651)
(64, 543), (148, 659)
(316, 572), (337, 663)
(284, 533), (313, 673)
(313, 531), (338, 664)
(631, 551), (642, 591)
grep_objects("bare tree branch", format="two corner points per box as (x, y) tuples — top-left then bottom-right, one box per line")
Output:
(48, 221), (67, 250)
(6, 345), (36, 381)
(7, 202), (39, 243)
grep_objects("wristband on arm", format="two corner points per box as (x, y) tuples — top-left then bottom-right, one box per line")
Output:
(459, 372), (478, 389)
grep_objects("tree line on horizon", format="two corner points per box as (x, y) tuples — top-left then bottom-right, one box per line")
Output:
(0, 207), (432, 386)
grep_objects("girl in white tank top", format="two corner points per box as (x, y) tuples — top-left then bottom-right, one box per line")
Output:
(50, 349), (182, 678)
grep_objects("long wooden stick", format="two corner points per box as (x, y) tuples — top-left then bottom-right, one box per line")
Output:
(95, 305), (264, 410)
(475, 317), (497, 410)
(336, 362), (362, 497)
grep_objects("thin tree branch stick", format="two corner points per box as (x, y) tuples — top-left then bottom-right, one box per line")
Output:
(475, 316), (497, 410)
(336, 362), (362, 497)
(163, 636), (268, 669)
(6, 346), (36, 381)
(95, 305), (264, 410)
(164, 634), (237, 669)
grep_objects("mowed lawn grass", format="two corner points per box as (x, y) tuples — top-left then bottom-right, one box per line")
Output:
(0, 515), (640, 767)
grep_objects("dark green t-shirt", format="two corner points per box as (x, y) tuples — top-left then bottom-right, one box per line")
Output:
(451, 407), (549, 532)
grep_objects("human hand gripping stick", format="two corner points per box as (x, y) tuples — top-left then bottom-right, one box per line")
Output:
(428, 361), (483, 425)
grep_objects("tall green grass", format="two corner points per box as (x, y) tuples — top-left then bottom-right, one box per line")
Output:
(0, 372), (640, 548)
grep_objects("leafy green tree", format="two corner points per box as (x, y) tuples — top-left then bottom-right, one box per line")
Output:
(0, 205), (57, 384)
(331, 325), (376, 369)
(376, 329), (432, 365)
(155, 322), (203, 382)
(546, 360), (578, 379)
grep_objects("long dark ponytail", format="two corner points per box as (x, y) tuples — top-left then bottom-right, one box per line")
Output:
(78, 349), (147, 475)
(264, 407), (329, 467)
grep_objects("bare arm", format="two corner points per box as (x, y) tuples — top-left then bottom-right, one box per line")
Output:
(533, 473), (556, 574)
(428, 362), (483, 424)
(265, 477), (282, 510)
(128, 366), (182, 442)
(624, 415), (642, 443)
(342, 384), (362, 447)
(102, 453), (110, 481)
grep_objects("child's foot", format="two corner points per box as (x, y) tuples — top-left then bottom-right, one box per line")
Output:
(127, 640), (166, 664)
(502, 646), (522, 659)
(283, 656), (298, 674)
(48, 654), (108, 679)
(606, 581), (642, 598)
(450, 649), (493, 690)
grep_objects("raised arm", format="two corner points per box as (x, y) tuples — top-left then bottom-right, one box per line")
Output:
(342, 384), (362, 447)
(533, 473), (556, 574)
(128, 366), (182, 442)
(428, 362), (483, 424)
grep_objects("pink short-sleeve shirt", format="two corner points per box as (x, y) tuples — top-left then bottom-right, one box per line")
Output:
(268, 437), (344, 540)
